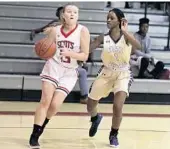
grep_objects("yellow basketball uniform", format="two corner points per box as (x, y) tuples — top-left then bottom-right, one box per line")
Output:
(89, 34), (133, 100)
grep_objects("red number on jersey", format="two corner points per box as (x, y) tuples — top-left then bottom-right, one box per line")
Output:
(61, 56), (71, 63)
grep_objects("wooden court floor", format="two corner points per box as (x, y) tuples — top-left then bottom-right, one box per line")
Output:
(0, 101), (170, 149)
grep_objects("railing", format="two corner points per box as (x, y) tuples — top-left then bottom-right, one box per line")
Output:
(144, 2), (170, 51)
(144, 2), (148, 18)
(164, 3), (170, 51)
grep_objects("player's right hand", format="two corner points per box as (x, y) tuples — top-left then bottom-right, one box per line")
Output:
(43, 27), (53, 35)
(44, 27), (56, 42)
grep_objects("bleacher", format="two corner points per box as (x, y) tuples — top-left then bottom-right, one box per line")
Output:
(0, 2), (170, 104)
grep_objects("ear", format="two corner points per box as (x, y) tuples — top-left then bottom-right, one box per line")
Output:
(61, 13), (66, 23)
(61, 13), (65, 19)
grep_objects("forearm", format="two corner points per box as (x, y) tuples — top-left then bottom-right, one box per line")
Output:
(89, 43), (98, 53)
(89, 34), (103, 53)
(33, 19), (58, 34)
(122, 30), (141, 49)
(70, 52), (89, 62)
(135, 50), (151, 58)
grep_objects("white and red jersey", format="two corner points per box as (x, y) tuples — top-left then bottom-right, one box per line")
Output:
(52, 24), (83, 69)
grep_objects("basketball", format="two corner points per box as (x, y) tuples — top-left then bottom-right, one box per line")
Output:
(34, 38), (56, 60)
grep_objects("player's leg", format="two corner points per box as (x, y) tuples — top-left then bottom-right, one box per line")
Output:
(29, 60), (59, 148)
(87, 67), (113, 137)
(46, 69), (78, 120)
(77, 67), (88, 104)
(46, 90), (67, 119)
(109, 91), (126, 148)
(29, 81), (56, 148)
(109, 72), (132, 147)
(87, 97), (102, 137)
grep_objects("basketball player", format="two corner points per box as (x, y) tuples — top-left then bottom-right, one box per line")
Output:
(87, 8), (141, 147)
(30, 6), (89, 104)
(29, 4), (90, 148)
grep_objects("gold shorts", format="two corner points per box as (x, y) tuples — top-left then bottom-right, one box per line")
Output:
(89, 66), (133, 100)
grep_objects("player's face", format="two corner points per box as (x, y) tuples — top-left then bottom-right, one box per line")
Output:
(107, 11), (119, 29)
(63, 5), (79, 25)
(140, 23), (149, 35)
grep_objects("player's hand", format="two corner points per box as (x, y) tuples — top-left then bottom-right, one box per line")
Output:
(121, 18), (128, 32)
(44, 27), (56, 41)
(43, 27), (52, 35)
(30, 30), (36, 41)
(60, 49), (72, 57)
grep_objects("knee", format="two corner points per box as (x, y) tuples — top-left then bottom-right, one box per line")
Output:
(113, 104), (123, 117)
(49, 95), (65, 113)
(40, 94), (53, 109)
(87, 98), (94, 113)
(113, 91), (125, 117)
(155, 61), (164, 70)
(87, 98), (92, 112)
(48, 101), (58, 113)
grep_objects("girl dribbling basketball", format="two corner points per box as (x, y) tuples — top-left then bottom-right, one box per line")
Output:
(29, 4), (90, 149)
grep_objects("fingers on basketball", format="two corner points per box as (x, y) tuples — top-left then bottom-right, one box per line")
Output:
(34, 38), (56, 60)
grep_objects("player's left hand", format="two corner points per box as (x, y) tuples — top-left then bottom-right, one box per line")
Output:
(121, 18), (128, 32)
(60, 49), (72, 57)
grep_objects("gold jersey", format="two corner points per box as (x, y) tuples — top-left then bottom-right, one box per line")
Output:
(101, 34), (132, 71)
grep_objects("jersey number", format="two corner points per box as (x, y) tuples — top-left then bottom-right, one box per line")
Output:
(61, 56), (71, 63)
(114, 53), (120, 62)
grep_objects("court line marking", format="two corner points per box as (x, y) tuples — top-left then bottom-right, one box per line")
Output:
(0, 127), (169, 132)
(0, 111), (170, 118)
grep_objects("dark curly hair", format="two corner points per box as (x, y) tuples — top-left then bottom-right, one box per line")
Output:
(56, 6), (64, 19)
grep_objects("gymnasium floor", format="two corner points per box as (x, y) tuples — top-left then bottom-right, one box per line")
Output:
(0, 101), (170, 149)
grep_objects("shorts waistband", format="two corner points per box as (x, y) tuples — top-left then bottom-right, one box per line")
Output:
(106, 64), (129, 71)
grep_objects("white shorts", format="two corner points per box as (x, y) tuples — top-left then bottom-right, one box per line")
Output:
(40, 59), (78, 96)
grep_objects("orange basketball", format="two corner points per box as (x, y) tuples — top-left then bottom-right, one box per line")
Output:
(34, 38), (56, 60)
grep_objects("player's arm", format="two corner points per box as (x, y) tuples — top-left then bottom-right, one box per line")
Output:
(35, 19), (58, 34)
(123, 31), (141, 50)
(121, 18), (141, 50)
(44, 26), (56, 42)
(90, 34), (104, 53)
(30, 19), (58, 41)
(61, 26), (90, 62)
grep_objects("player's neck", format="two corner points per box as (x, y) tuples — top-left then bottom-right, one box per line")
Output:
(110, 27), (121, 37)
(63, 23), (77, 31)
